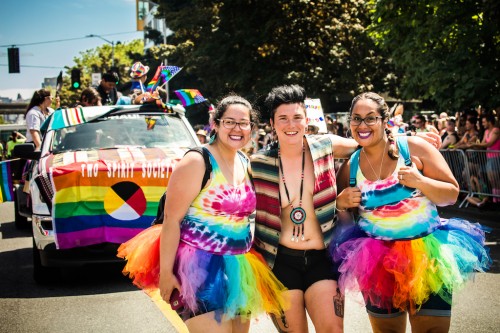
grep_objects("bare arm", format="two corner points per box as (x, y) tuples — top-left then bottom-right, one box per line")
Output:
(330, 135), (359, 159)
(30, 130), (43, 150)
(399, 136), (459, 206)
(159, 151), (206, 303)
(471, 128), (499, 149)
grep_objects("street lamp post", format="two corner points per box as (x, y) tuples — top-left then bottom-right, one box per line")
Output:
(86, 34), (115, 67)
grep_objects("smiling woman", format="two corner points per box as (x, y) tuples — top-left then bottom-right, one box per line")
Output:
(332, 91), (491, 333)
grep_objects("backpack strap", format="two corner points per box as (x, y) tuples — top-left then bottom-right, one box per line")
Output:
(185, 146), (212, 190)
(348, 149), (362, 187)
(396, 136), (412, 166)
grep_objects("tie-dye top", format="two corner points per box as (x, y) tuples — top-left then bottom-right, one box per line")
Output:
(355, 154), (441, 240)
(180, 150), (256, 254)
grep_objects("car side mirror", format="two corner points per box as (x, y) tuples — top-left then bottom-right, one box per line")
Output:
(12, 143), (41, 161)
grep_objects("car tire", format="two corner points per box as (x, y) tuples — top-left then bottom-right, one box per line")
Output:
(32, 238), (59, 284)
(14, 185), (29, 229)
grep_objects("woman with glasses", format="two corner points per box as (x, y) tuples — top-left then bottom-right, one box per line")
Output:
(118, 94), (288, 333)
(331, 92), (490, 333)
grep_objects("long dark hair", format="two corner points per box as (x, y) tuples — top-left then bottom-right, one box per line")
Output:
(349, 92), (398, 160)
(26, 89), (51, 114)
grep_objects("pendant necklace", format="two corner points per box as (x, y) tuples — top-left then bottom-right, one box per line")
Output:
(278, 145), (306, 242)
(362, 140), (388, 181)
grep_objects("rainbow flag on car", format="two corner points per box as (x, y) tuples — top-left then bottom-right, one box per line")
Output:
(174, 89), (207, 107)
(47, 106), (115, 131)
(50, 147), (184, 249)
(146, 65), (182, 92)
(0, 160), (14, 203)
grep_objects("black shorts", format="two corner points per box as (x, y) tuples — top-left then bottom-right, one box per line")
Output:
(366, 291), (452, 318)
(272, 244), (338, 292)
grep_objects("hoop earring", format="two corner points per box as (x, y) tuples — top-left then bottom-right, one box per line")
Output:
(208, 132), (217, 145)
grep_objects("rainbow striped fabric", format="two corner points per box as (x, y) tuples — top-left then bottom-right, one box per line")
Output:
(146, 65), (182, 92)
(174, 89), (207, 107)
(0, 160), (14, 203)
(50, 147), (185, 249)
(48, 106), (114, 130)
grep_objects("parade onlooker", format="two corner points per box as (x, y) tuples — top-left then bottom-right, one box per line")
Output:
(414, 114), (439, 134)
(96, 72), (119, 105)
(117, 95), (288, 332)
(441, 118), (459, 149)
(333, 92), (490, 333)
(196, 129), (207, 144)
(25, 89), (56, 150)
(470, 114), (500, 203)
(454, 117), (479, 149)
(6, 131), (26, 158)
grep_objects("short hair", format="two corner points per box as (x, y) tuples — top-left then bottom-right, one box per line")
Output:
(102, 72), (119, 83)
(264, 84), (306, 121)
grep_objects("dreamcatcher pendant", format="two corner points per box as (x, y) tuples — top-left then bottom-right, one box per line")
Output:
(290, 208), (306, 242)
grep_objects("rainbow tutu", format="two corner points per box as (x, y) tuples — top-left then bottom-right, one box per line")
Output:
(117, 225), (288, 321)
(330, 218), (491, 313)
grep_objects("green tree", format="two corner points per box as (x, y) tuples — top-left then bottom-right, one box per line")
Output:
(59, 39), (145, 107)
(156, 0), (396, 115)
(369, 0), (500, 111)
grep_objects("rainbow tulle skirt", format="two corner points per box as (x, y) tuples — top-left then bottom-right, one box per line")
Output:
(117, 225), (288, 322)
(330, 218), (491, 313)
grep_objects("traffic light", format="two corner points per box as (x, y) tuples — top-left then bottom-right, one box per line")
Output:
(71, 68), (81, 89)
(8, 47), (20, 73)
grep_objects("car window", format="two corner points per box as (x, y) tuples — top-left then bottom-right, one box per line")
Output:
(51, 114), (196, 152)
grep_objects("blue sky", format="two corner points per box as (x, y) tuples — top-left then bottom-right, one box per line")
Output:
(0, 0), (143, 100)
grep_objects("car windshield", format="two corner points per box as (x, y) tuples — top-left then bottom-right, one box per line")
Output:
(51, 113), (196, 153)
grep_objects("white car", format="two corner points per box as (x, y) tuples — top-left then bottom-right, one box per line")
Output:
(13, 103), (199, 283)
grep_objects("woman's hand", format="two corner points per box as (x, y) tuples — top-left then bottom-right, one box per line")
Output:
(336, 186), (362, 210)
(159, 271), (181, 305)
(398, 163), (424, 189)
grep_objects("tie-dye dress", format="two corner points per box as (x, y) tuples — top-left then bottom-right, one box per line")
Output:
(331, 151), (491, 313)
(118, 149), (288, 322)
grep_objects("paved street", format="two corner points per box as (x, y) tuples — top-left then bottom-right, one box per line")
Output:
(1, 201), (499, 332)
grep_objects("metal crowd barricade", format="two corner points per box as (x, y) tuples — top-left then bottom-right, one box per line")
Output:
(440, 149), (500, 207)
(463, 149), (500, 205)
(440, 149), (471, 207)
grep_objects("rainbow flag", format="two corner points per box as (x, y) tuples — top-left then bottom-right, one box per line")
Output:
(50, 147), (185, 249)
(0, 160), (14, 203)
(174, 89), (207, 107)
(146, 65), (182, 92)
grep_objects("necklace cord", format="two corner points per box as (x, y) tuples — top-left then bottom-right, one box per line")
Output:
(279, 145), (305, 208)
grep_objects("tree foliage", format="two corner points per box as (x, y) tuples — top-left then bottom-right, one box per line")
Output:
(156, 0), (395, 115)
(369, 0), (500, 111)
(58, 39), (145, 107)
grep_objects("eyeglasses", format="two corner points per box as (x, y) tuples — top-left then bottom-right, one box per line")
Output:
(219, 119), (254, 130)
(348, 116), (383, 126)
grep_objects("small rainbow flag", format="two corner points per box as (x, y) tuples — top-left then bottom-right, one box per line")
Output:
(146, 65), (182, 92)
(0, 160), (14, 203)
(174, 89), (207, 107)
